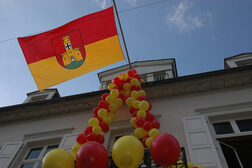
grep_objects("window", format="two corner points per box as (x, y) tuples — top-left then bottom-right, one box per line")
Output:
(213, 122), (234, 135)
(154, 72), (168, 81)
(19, 144), (58, 168)
(236, 119), (252, 132)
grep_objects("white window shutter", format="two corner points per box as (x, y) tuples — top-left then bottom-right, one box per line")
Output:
(0, 142), (22, 168)
(59, 133), (78, 153)
(183, 116), (222, 168)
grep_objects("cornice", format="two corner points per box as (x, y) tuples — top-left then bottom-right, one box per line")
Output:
(0, 67), (252, 125)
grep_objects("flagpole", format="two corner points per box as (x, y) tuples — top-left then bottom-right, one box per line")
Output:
(112, 0), (132, 70)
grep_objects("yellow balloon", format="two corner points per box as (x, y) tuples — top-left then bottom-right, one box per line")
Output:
(120, 72), (128, 80)
(98, 108), (107, 118)
(130, 117), (137, 128)
(103, 117), (112, 124)
(92, 125), (102, 135)
(110, 89), (119, 98)
(106, 95), (116, 104)
(109, 103), (118, 112)
(42, 149), (74, 168)
(138, 90), (146, 96)
(134, 127), (146, 139)
(131, 90), (139, 99)
(187, 162), (195, 168)
(132, 100), (140, 109)
(112, 136), (144, 168)
(123, 83), (131, 91)
(130, 78), (140, 86)
(145, 137), (153, 148)
(149, 128), (160, 138)
(136, 110), (146, 117)
(108, 112), (116, 121)
(108, 83), (116, 91)
(115, 98), (123, 107)
(170, 160), (185, 168)
(88, 117), (99, 127)
(139, 100), (149, 111)
(71, 143), (81, 160)
(126, 97), (134, 107)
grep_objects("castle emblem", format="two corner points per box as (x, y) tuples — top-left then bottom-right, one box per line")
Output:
(60, 36), (84, 69)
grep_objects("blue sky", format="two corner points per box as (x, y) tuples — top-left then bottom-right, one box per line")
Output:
(0, 0), (251, 107)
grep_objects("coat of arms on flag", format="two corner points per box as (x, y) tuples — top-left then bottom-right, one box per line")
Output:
(52, 30), (86, 69)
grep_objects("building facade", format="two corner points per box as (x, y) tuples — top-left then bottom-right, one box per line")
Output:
(0, 55), (252, 168)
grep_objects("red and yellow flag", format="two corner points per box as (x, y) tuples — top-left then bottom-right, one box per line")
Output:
(18, 7), (125, 91)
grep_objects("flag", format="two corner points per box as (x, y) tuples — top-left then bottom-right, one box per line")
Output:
(18, 7), (125, 91)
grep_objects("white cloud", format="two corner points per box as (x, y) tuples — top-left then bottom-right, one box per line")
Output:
(92, 0), (109, 9)
(166, 1), (211, 32)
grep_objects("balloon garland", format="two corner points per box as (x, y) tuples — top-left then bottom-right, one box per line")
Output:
(42, 69), (205, 168)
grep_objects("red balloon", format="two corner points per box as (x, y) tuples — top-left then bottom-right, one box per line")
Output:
(112, 77), (121, 86)
(77, 141), (109, 168)
(93, 107), (100, 116)
(96, 135), (105, 144)
(77, 134), (87, 144)
(137, 96), (146, 101)
(87, 133), (97, 142)
(100, 122), (109, 133)
(84, 126), (93, 135)
(135, 117), (146, 127)
(125, 77), (132, 83)
(152, 121), (160, 129)
(150, 133), (180, 166)
(101, 93), (109, 100)
(98, 100), (109, 108)
(148, 103), (152, 111)
(133, 74), (141, 80)
(130, 85), (138, 91)
(143, 121), (153, 131)
(146, 112), (155, 122)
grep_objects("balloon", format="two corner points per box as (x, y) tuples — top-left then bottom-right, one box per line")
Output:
(130, 117), (137, 128)
(106, 95), (116, 104)
(150, 133), (181, 166)
(145, 137), (153, 148)
(187, 162), (195, 168)
(126, 97), (134, 107)
(77, 141), (109, 168)
(152, 120), (160, 129)
(98, 100), (109, 108)
(136, 110), (146, 117)
(108, 83), (116, 91)
(93, 107), (100, 116)
(146, 112), (155, 122)
(89, 118), (100, 127)
(100, 122), (109, 132)
(143, 121), (153, 131)
(120, 72), (128, 79)
(128, 69), (136, 77)
(76, 134), (87, 144)
(137, 96), (146, 101)
(131, 90), (139, 99)
(42, 149), (74, 168)
(87, 133), (97, 142)
(112, 135), (144, 168)
(149, 128), (160, 138)
(135, 117), (146, 127)
(112, 77), (121, 85)
(123, 83), (131, 91)
(130, 78), (140, 86)
(108, 103), (118, 112)
(110, 89), (119, 97)
(197, 166), (205, 168)
(115, 98), (123, 107)
(84, 126), (93, 135)
(92, 126), (102, 135)
(107, 112), (116, 121)
(134, 127), (147, 139)
(101, 93), (109, 100)
(133, 74), (141, 81)
(130, 85), (139, 91)
(103, 117), (112, 124)
(96, 135), (105, 144)
(132, 100), (140, 109)
(98, 108), (107, 118)
(72, 142), (82, 160)
(139, 100), (149, 111)
(138, 90), (146, 96)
